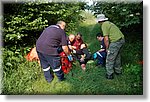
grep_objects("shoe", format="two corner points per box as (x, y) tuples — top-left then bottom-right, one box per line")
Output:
(106, 74), (114, 79)
(47, 78), (54, 83)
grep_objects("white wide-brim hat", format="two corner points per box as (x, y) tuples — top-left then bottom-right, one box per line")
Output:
(96, 14), (108, 22)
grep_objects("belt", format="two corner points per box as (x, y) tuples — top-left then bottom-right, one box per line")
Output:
(117, 37), (124, 42)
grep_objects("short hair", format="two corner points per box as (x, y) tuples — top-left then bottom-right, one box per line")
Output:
(57, 21), (65, 25)
(68, 34), (75, 42)
(69, 34), (75, 39)
(77, 32), (82, 37)
(96, 33), (103, 37)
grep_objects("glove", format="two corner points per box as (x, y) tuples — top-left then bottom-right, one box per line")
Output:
(93, 53), (97, 59)
(67, 55), (73, 61)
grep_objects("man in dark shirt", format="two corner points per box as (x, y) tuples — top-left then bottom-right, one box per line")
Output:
(36, 21), (72, 83)
(93, 33), (107, 67)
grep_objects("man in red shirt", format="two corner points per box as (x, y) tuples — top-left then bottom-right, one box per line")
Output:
(72, 33), (84, 50)
(68, 33), (91, 71)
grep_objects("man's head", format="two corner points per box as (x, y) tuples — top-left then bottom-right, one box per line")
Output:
(96, 33), (104, 41)
(69, 34), (75, 42)
(76, 32), (82, 40)
(57, 21), (66, 30)
(96, 14), (108, 24)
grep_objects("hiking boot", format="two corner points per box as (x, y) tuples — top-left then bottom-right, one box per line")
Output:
(106, 74), (114, 79)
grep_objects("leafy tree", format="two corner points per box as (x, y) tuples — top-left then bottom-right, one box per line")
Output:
(89, 1), (143, 33)
(3, 2), (85, 51)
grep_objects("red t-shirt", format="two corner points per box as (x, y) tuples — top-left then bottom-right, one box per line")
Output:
(72, 37), (83, 50)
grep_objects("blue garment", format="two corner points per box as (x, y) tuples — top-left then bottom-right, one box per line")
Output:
(97, 51), (106, 65)
(36, 25), (67, 56)
(37, 51), (64, 82)
(101, 39), (106, 50)
(96, 39), (107, 65)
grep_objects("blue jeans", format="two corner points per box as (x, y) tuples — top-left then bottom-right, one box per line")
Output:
(37, 51), (64, 82)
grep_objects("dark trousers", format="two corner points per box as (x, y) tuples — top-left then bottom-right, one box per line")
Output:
(96, 51), (106, 65)
(76, 48), (92, 65)
(37, 51), (64, 82)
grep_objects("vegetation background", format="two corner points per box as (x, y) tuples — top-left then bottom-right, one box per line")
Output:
(1, 0), (143, 95)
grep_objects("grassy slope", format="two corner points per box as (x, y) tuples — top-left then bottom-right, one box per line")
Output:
(29, 11), (142, 95)
(3, 11), (143, 95)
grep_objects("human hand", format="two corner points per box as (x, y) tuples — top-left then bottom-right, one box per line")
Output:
(80, 55), (85, 62)
(72, 50), (76, 54)
(72, 46), (77, 50)
(67, 55), (73, 61)
(99, 49), (105, 52)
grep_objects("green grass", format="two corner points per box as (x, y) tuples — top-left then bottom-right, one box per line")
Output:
(2, 11), (143, 95)
(3, 61), (143, 95)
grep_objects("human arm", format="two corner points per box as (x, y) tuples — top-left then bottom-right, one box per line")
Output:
(99, 49), (105, 52)
(69, 45), (77, 50)
(62, 45), (70, 56)
(62, 45), (73, 61)
(101, 22), (110, 51)
(61, 32), (73, 61)
(104, 35), (109, 51)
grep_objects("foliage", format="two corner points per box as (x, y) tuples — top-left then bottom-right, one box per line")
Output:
(2, 48), (24, 74)
(2, 3), (143, 95)
(89, 1), (143, 32)
(3, 2), (85, 50)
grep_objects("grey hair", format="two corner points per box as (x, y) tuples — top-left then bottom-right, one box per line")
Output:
(56, 21), (65, 25)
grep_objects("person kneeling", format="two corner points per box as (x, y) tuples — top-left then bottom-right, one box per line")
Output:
(93, 33), (107, 67)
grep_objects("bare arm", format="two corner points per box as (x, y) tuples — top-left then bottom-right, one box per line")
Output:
(104, 35), (109, 50)
(99, 49), (105, 52)
(68, 45), (76, 50)
(62, 45), (73, 61)
(62, 45), (71, 56)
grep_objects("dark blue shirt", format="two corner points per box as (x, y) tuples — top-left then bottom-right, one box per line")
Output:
(36, 25), (67, 55)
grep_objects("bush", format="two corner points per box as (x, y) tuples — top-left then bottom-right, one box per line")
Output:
(3, 2), (86, 50)
(90, 1), (143, 32)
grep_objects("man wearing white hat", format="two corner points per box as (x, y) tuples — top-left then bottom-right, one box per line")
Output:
(97, 14), (125, 79)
